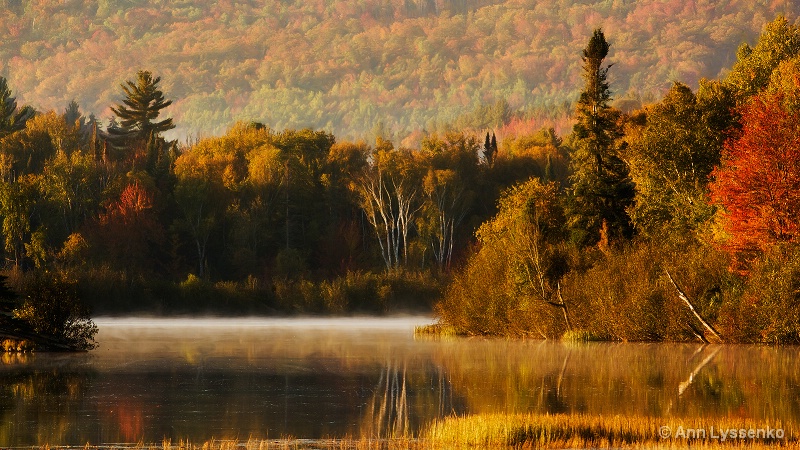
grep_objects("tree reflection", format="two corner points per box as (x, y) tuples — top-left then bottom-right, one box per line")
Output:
(361, 359), (465, 438)
(0, 356), (94, 445)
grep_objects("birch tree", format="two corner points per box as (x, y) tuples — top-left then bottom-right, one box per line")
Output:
(353, 148), (421, 271)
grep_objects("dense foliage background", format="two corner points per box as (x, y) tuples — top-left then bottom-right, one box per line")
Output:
(0, 0), (797, 143)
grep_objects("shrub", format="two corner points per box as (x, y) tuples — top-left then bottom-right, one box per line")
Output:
(13, 274), (97, 350)
(722, 245), (800, 344)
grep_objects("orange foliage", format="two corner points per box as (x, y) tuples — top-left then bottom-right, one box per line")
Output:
(711, 89), (800, 269)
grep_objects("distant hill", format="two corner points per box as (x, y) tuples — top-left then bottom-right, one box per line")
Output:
(1, 0), (797, 144)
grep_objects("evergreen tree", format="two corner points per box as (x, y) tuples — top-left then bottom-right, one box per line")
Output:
(0, 77), (34, 137)
(567, 29), (634, 246)
(483, 132), (493, 165)
(107, 70), (174, 150)
(63, 100), (84, 128)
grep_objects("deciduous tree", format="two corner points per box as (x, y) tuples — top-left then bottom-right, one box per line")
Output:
(710, 85), (800, 269)
(626, 83), (721, 238)
(725, 16), (800, 104)
(95, 181), (165, 274)
(352, 145), (422, 271)
(438, 178), (570, 336)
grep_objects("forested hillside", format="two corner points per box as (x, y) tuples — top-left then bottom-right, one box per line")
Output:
(1, 0), (797, 143)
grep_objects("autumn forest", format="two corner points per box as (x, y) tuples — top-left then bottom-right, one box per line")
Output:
(2, 3), (800, 349)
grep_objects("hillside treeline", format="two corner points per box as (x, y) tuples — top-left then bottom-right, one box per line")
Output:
(1, 0), (798, 143)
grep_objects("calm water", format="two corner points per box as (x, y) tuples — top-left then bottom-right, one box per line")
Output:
(1, 317), (800, 445)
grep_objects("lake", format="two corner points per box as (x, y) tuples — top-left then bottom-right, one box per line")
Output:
(1, 317), (799, 446)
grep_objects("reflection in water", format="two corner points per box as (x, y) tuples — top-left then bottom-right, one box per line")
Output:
(678, 346), (720, 397)
(364, 361), (409, 438)
(1, 318), (799, 446)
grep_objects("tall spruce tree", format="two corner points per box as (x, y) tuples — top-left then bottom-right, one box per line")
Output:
(483, 131), (497, 166)
(567, 29), (634, 246)
(107, 70), (174, 150)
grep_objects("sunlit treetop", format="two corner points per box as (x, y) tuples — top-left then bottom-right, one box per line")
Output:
(108, 70), (174, 146)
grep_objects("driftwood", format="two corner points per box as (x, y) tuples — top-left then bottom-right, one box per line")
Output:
(666, 271), (723, 343)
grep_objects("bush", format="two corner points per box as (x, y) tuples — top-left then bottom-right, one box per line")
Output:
(722, 245), (800, 344)
(13, 274), (97, 350)
(275, 270), (441, 314)
(563, 241), (733, 342)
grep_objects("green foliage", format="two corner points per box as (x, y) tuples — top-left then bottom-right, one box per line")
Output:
(0, 176), (37, 269)
(438, 178), (569, 337)
(1, 10), (800, 345)
(418, 133), (480, 269)
(351, 144), (424, 271)
(12, 274), (97, 350)
(272, 270), (441, 314)
(625, 83), (721, 238)
(500, 127), (569, 184)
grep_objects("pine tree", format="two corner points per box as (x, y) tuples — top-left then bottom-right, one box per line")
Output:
(567, 29), (634, 246)
(107, 70), (174, 150)
(0, 77), (34, 137)
(63, 99), (84, 128)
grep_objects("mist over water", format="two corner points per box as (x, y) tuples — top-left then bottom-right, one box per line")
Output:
(2, 317), (800, 446)
(94, 315), (433, 331)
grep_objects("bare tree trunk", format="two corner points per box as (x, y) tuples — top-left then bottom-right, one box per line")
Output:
(667, 271), (723, 343)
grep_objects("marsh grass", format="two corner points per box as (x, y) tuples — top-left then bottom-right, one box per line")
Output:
(34, 437), (421, 450)
(32, 414), (798, 450)
(424, 413), (797, 449)
(413, 323), (458, 337)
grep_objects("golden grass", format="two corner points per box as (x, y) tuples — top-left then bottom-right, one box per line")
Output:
(35, 437), (421, 450)
(32, 414), (800, 450)
(413, 323), (459, 338)
(424, 413), (798, 449)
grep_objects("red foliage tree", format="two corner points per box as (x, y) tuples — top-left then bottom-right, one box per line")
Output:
(95, 181), (165, 272)
(710, 90), (800, 269)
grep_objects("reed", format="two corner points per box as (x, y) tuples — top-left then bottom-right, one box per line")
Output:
(34, 414), (799, 450)
(424, 413), (797, 449)
(413, 323), (458, 337)
(36, 437), (421, 450)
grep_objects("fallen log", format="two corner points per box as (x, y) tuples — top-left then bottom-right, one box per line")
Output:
(666, 271), (723, 343)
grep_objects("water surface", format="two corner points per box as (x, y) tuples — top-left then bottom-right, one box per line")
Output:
(1, 317), (798, 445)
